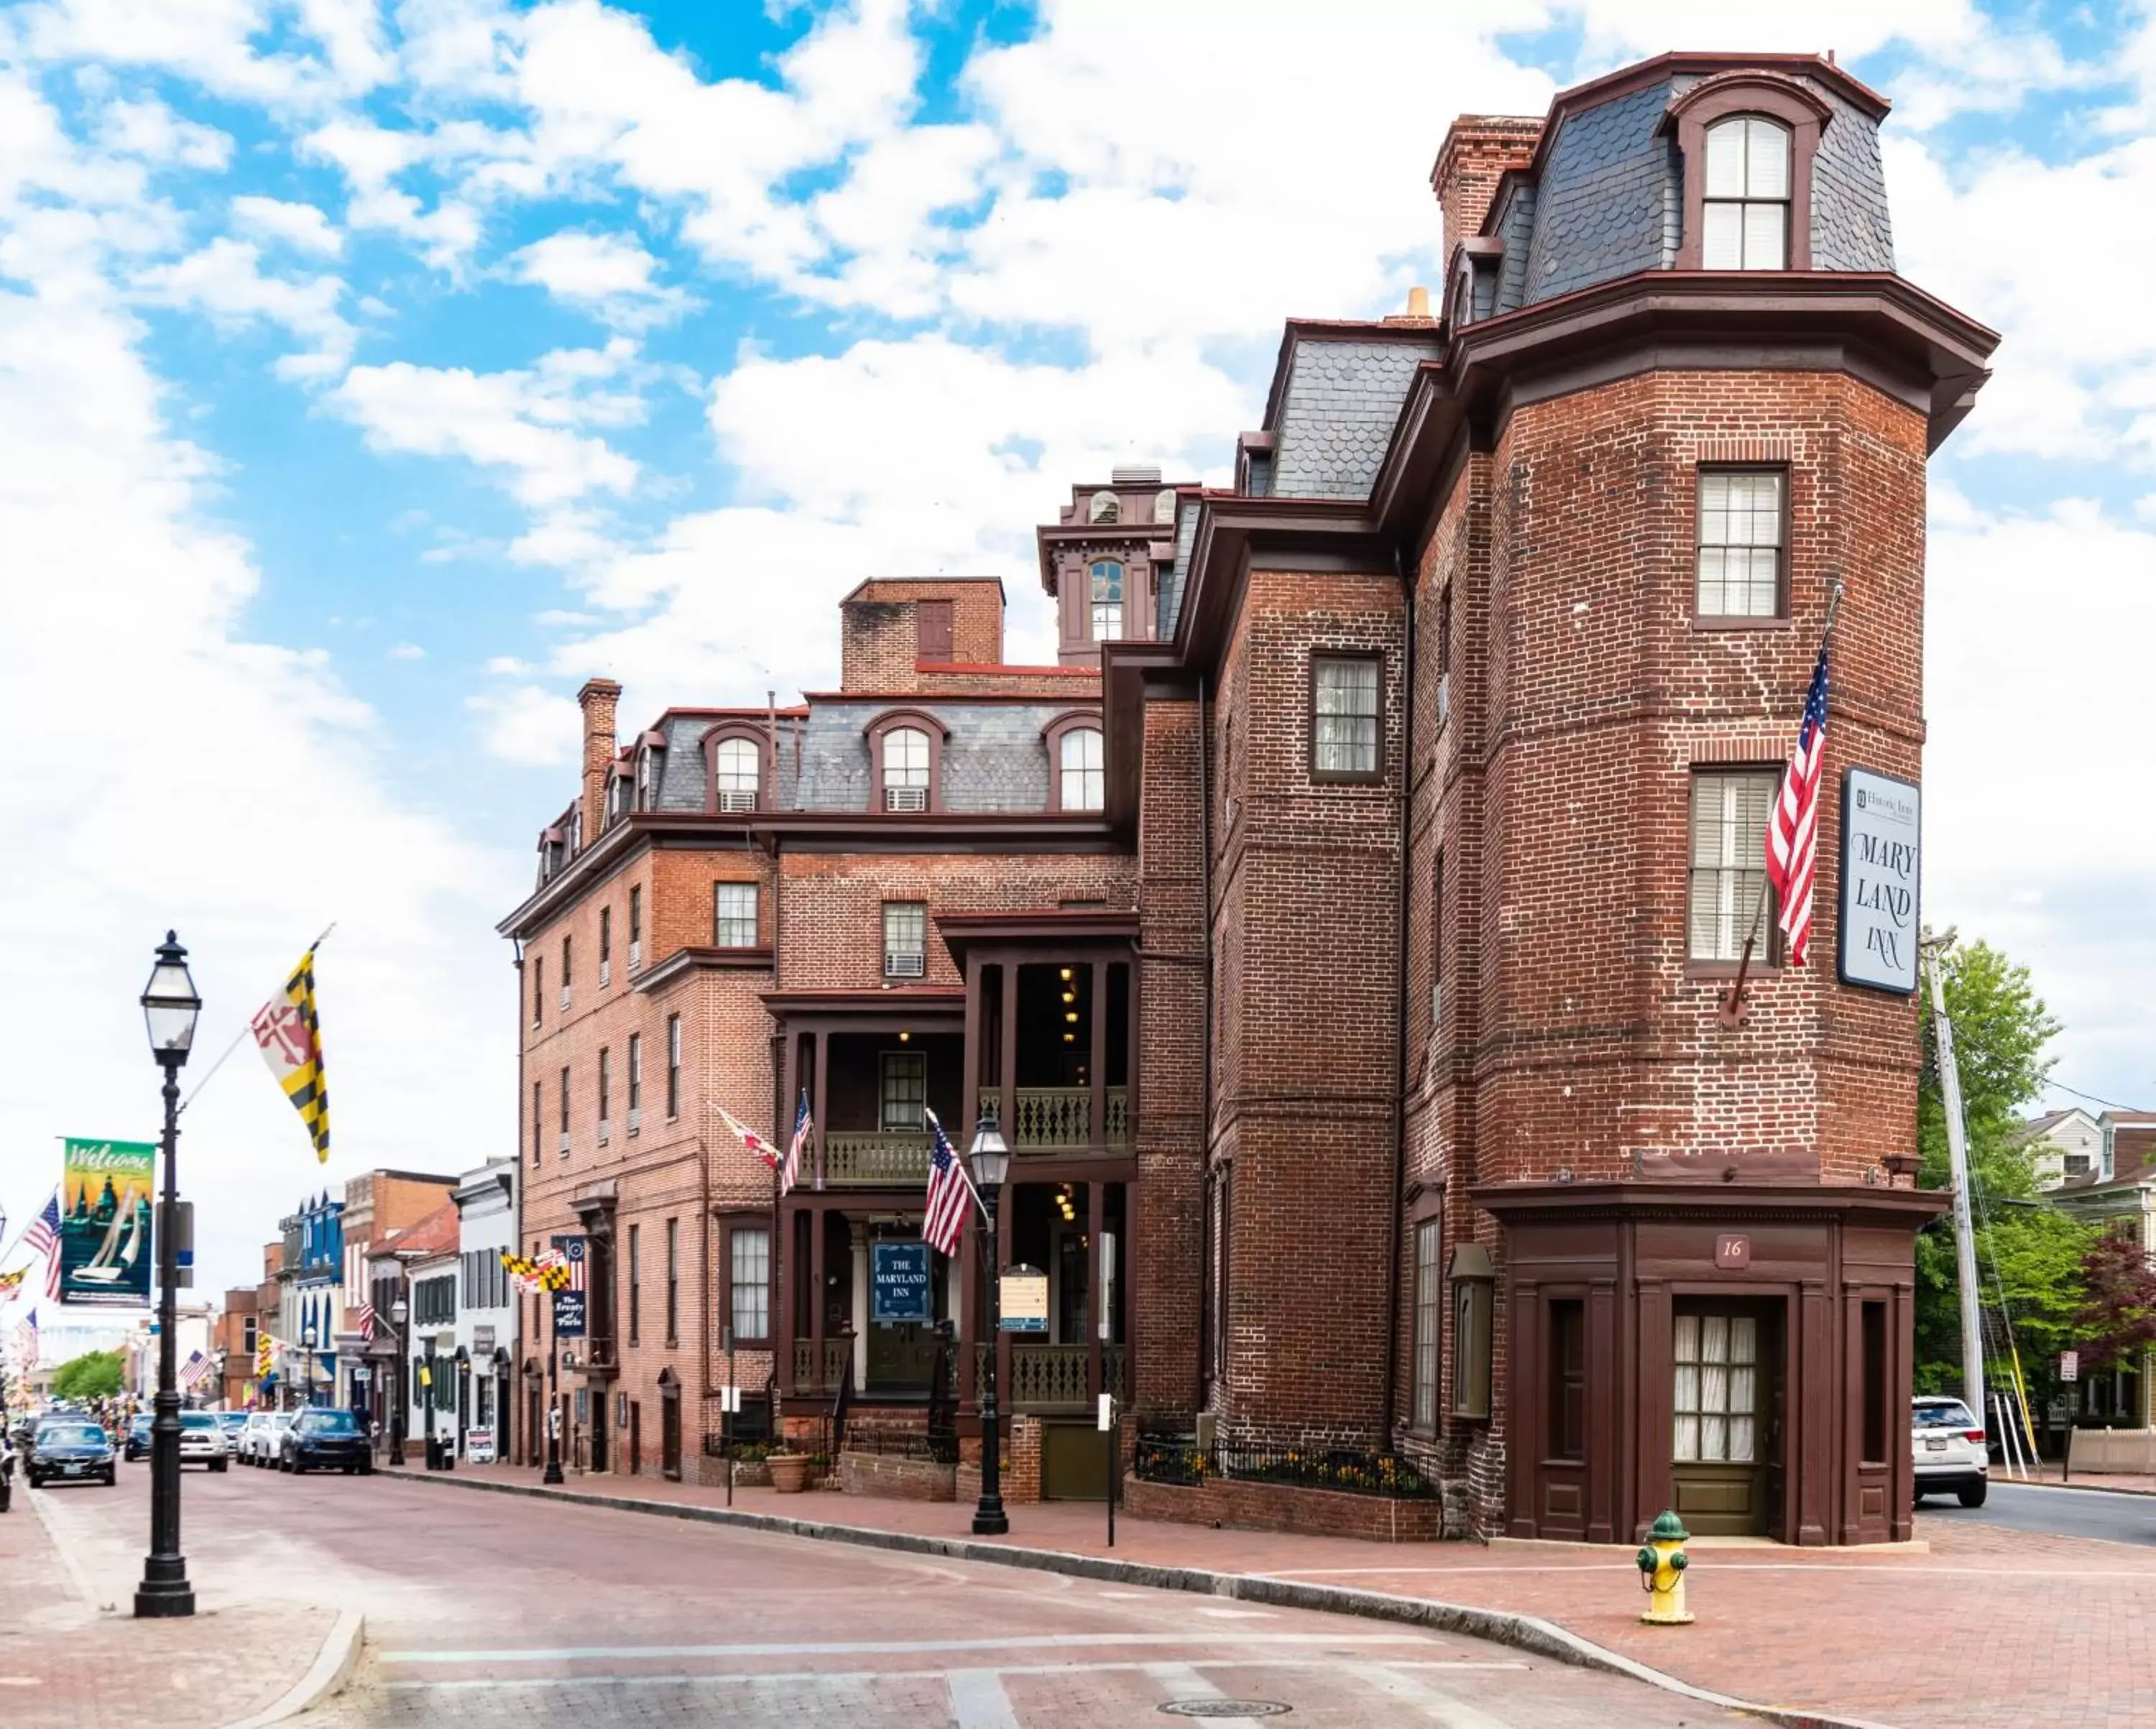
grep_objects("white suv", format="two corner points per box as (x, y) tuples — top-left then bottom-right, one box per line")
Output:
(178, 1411), (230, 1472)
(1912, 1396), (1987, 1507)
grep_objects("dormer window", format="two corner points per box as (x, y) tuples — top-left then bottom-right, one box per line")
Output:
(1090, 561), (1124, 641)
(636, 747), (661, 811)
(1154, 489), (1176, 525)
(714, 737), (758, 812)
(1703, 117), (1790, 269)
(1060, 726), (1104, 811)
(883, 726), (931, 811)
(1088, 492), (1120, 525)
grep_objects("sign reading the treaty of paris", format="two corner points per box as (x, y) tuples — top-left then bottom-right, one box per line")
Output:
(1838, 768), (1921, 995)
(55, 1140), (156, 1307)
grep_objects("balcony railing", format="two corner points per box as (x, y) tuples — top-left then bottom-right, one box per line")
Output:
(791, 1337), (852, 1393)
(824, 1132), (931, 1186)
(977, 1087), (1130, 1150)
(974, 1342), (1125, 1412)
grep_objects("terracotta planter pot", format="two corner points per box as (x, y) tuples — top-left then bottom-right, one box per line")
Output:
(768, 1452), (811, 1494)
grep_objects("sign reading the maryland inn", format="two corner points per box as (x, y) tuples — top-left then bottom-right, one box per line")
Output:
(1839, 767), (1920, 995)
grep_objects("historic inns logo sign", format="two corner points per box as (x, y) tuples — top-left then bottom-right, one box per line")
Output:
(1839, 767), (1920, 995)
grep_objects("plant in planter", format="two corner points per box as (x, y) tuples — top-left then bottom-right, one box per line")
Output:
(768, 1450), (812, 1493)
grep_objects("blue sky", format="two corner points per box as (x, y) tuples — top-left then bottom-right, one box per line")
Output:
(2, 0), (2153, 1299)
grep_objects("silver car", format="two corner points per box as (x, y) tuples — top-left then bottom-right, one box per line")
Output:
(178, 1411), (230, 1472)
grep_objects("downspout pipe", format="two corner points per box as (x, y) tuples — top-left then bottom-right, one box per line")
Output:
(1383, 544), (1416, 1443)
(1197, 673), (1213, 1413)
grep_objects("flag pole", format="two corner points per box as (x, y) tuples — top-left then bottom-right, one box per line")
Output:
(1720, 581), (1844, 1026)
(178, 923), (338, 1115)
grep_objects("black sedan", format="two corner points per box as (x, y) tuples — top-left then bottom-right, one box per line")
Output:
(27, 1419), (117, 1488)
(279, 1408), (372, 1475)
(124, 1414), (152, 1460)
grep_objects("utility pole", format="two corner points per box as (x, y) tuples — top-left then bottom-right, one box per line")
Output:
(1924, 931), (1986, 1418)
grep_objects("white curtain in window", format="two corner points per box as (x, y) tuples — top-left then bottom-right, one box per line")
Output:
(1060, 727), (1105, 810)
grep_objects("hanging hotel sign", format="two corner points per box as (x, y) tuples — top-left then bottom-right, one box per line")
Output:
(550, 1235), (587, 1339)
(871, 1241), (934, 1324)
(54, 1140), (156, 1308)
(1838, 767), (1920, 995)
(999, 1265), (1048, 1333)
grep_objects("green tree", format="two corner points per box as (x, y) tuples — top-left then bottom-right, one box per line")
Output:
(50, 1349), (124, 1401)
(1912, 937), (2086, 1417)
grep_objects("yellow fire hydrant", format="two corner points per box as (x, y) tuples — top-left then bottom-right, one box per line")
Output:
(1636, 1509), (1694, 1625)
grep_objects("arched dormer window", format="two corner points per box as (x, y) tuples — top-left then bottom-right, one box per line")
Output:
(867, 709), (948, 813)
(607, 761), (632, 825)
(1667, 73), (1831, 273)
(1090, 561), (1124, 641)
(1088, 491), (1120, 524)
(1154, 489), (1177, 525)
(701, 723), (767, 813)
(635, 732), (665, 811)
(1703, 116), (1789, 269)
(1044, 711), (1106, 813)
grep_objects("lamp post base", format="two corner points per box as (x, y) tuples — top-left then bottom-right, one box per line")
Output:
(543, 1447), (564, 1485)
(970, 1507), (1009, 1536)
(134, 1559), (195, 1619)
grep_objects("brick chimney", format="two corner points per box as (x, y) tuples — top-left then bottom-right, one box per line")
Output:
(577, 677), (621, 844)
(1431, 115), (1542, 263)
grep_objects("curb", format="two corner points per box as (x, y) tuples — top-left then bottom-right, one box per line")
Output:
(218, 1608), (365, 1729)
(379, 1469), (1900, 1729)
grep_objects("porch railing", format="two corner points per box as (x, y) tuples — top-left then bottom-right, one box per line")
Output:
(972, 1342), (1125, 1411)
(824, 1132), (931, 1186)
(977, 1087), (1130, 1150)
(791, 1338), (852, 1393)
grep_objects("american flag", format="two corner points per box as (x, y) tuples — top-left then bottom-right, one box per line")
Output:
(921, 1108), (976, 1258)
(783, 1091), (811, 1198)
(179, 1350), (211, 1390)
(22, 1191), (62, 1299)
(553, 1235), (586, 1291)
(10, 1308), (37, 1370)
(355, 1302), (377, 1343)
(1766, 641), (1831, 967)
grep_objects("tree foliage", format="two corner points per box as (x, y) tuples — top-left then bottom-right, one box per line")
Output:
(50, 1349), (124, 1401)
(1912, 936), (2086, 1404)
(2077, 1232), (2156, 1373)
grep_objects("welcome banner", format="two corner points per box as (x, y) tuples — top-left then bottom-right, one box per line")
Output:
(55, 1140), (155, 1308)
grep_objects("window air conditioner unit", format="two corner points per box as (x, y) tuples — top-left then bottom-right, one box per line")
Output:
(599, 959), (611, 988)
(628, 941), (641, 969)
(558, 1130), (570, 1155)
(885, 785), (927, 813)
(627, 1108), (640, 1135)
(1437, 674), (1451, 727)
(597, 1119), (610, 1146)
(885, 951), (926, 979)
(719, 789), (757, 813)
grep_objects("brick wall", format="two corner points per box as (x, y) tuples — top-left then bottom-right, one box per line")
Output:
(1432, 116), (1542, 259)
(1121, 1477), (1441, 1543)
(841, 581), (1005, 689)
(838, 1451), (957, 1500)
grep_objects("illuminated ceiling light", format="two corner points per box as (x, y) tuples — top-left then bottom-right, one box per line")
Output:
(1065, 1011), (1079, 1023)
(1063, 1032), (1074, 1043)
(1061, 991), (1075, 1005)
(1059, 967), (1072, 982)
(898, 1031), (910, 1042)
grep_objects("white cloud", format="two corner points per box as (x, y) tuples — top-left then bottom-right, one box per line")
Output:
(484, 654), (533, 675)
(302, 116), (482, 269)
(388, 640), (424, 658)
(9, 0), (377, 109)
(507, 229), (693, 328)
(93, 95), (233, 168)
(231, 193), (344, 257)
(466, 681), (580, 764)
(328, 341), (643, 504)
(132, 236), (356, 378)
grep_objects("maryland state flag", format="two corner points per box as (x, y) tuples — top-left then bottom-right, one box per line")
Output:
(501, 1248), (571, 1294)
(0, 1267), (25, 1294)
(251, 945), (331, 1163)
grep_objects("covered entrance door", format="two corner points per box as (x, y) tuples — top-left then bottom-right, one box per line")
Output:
(1671, 1302), (1782, 1536)
(865, 1234), (941, 1395)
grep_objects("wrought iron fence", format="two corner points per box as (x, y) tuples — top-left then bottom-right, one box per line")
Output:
(840, 1425), (959, 1465)
(1131, 1437), (1436, 1500)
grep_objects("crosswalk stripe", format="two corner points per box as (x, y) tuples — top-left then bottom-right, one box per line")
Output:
(1360, 1664), (1516, 1728)
(946, 1669), (1021, 1729)
(1143, 1661), (1268, 1729)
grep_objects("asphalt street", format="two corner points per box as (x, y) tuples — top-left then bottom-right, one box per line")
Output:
(1918, 1477), (2156, 1545)
(28, 1462), (1757, 1728)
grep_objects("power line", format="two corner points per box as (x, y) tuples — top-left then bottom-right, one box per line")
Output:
(2044, 1079), (2153, 1114)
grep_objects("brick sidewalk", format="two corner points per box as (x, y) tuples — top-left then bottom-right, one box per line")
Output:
(384, 1458), (2156, 1728)
(0, 1488), (336, 1729)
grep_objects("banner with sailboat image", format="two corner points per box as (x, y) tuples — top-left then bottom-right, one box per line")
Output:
(54, 1139), (155, 1308)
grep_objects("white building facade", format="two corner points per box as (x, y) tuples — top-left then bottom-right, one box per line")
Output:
(451, 1161), (517, 1465)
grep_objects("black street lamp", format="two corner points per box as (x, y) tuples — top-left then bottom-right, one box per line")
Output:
(302, 1322), (317, 1410)
(136, 931), (201, 1620)
(387, 1296), (408, 1467)
(544, 1304), (564, 1485)
(969, 1115), (1010, 1538)
(423, 1342), (439, 1470)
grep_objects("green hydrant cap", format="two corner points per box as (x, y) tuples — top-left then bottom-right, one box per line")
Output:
(1648, 1509), (1690, 1541)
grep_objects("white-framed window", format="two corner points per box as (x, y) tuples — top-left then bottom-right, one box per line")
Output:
(665, 1013), (681, 1117)
(729, 1226), (770, 1344)
(1059, 726), (1104, 811)
(1088, 491), (1120, 525)
(1312, 655), (1381, 780)
(883, 902), (926, 978)
(880, 1051), (926, 1132)
(637, 747), (662, 810)
(1687, 772), (1774, 962)
(1673, 1311), (1759, 1463)
(1703, 116), (1790, 270)
(883, 725), (930, 811)
(715, 737), (759, 811)
(1696, 471), (1785, 618)
(1089, 561), (1124, 641)
(714, 881), (759, 949)
(1411, 1219), (1441, 1431)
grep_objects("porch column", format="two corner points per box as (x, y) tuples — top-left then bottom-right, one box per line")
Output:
(958, 1186), (980, 1416)
(809, 1201), (826, 1393)
(849, 1223), (869, 1393)
(995, 1178), (1014, 1426)
(811, 1029), (829, 1191)
(1087, 1179), (1104, 1405)
(998, 961), (1018, 1143)
(962, 956), (982, 1145)
(1089, 959), (1107, 1148)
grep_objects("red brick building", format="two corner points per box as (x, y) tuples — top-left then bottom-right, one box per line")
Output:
(502, 52), (1996, 1542)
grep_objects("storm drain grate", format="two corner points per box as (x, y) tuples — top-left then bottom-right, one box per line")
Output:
(1158, 1703), (1292, 1719)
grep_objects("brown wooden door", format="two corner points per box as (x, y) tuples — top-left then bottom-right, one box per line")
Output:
(1671, 1302), (1777, 1536)
(661, 1392), (681, 1481)
(628, 1402), (641, 1475)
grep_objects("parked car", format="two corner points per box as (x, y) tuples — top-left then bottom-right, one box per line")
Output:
(1912, 1396), (1988, 1507)
(280, 1407), (372, 1475)
(26, 1419), (117, 1488)
(241, 1411), (295, 1466)
(124, 1414), (152, 1461)
(177, 1411), (230, 1472)
(215, 1412), (249, 1449)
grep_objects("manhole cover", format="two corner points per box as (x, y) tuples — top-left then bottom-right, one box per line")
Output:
(1158, 1703), (1291, 1719)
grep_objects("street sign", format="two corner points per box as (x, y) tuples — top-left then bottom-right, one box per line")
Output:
(1000, 1266), (1048, 1332)
(2060, 1350), (2079, 1383)
(352, 1367), (372, 1384)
